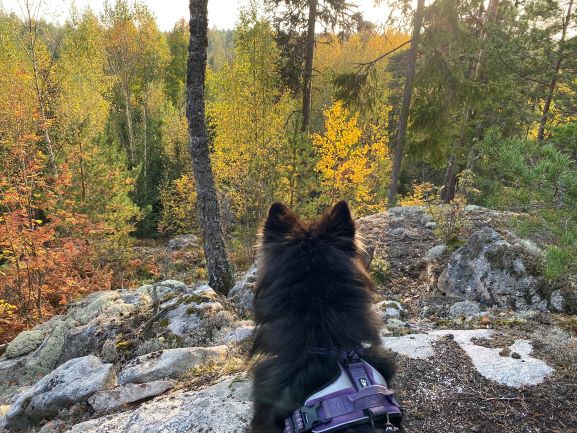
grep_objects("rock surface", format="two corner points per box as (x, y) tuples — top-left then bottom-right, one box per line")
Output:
(166, 234), (199, 251)
(222, 323), (255, 344)
(228, 262), (257, 316)
(5, 330), (45, 359)
(438, 227), (555, 311)
(64, 378), (251, 433)
(118, 346), (228, 385)
(375, 300), (405, 320)
(1, 206), (575, 433)
(448, 300), (482, 318)
(88, 381), (174, 412)
(3, 356), (115, 430)
(0, 290), (148, 387)
(424, 244), (447, 262)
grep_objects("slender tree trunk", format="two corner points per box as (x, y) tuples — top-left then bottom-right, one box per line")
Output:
(301, 0), (317, 132)
(24, 2), (57, 174)
(474, 0), (499, 80)
(387, 0), (425, 207)
(122, 86), (136, 167)
(441, 154), (456, 202)
(187, 0), (234, 295)
(79, 141), (86, 201)
(537, 0), (573, 141)
(143, 91), (148, 179)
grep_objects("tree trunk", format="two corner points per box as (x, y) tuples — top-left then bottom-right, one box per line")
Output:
(143, 90), (148, 179)
(122, 86), (136, 167)
(301, 0), (317, 132)
(79, 141), (86, 201)
(24, 1), (57, 174)
(537, 0), (573, 141)
(187, 0), (234, 295)
(474, 0), (499, 80)
(387, 0), (425, 207)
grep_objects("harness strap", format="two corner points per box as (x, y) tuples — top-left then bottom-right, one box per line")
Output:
(321, 385), (396, 419)
(285, 386), (399, 433)
(345, 361), (371, 390)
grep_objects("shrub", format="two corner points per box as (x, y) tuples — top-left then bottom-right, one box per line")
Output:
(371, 257), (392, 284)
(158, 175), (198, 236)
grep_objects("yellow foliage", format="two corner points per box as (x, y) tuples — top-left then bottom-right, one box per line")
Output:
(312, 101), (391, 214)
(0, 300), (16, 319)
(207, 17), (296, 229)
(399, 182), (435, 207)
(158, 175), (198, 236)
(528, 79), (577, 138)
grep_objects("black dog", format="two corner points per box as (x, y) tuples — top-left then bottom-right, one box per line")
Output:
(250, 201), (397, 433)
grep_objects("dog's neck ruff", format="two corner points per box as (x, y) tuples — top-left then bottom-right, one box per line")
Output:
(283, 356), (402, 433)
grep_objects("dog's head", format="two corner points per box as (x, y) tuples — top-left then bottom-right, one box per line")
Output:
(254, 201), (375, 326)
(261, 200), (358, 256)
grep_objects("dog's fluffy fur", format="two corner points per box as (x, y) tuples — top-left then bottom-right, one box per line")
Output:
(250, 201), (397, 433)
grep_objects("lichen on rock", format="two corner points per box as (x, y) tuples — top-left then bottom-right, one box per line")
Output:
(437, 227), (561, 311)
(4, 331), (45, 359)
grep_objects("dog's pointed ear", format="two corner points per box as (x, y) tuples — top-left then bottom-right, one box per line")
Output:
(326, 201), (355, 239)
(263, 202), (299, 240)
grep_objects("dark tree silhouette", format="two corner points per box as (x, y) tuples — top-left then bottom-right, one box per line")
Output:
(387, 0), (425, 207)
(187, 0), (234, 294)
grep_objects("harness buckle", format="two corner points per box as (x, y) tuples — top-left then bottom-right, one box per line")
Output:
(383, 413), (399, 432)
(299, 402), (331, 431)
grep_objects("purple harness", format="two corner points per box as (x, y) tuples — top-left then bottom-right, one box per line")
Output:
(283, 354), (402, 433)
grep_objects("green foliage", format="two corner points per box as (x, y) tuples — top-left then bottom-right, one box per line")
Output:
(428, 195), (470, 249)
(478, 130), (577, 279)
(371, 257), (392, 285)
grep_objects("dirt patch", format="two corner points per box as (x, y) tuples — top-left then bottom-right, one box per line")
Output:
(394, 338), (577, 433)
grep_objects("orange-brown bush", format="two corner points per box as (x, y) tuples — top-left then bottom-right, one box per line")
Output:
(0, 133), (113, 344)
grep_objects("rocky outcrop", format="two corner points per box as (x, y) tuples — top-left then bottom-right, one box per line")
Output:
(88, 381), (174, 412)
(375, 300), (405, 320)
(166, 234), (199, 251)
(438, 227), (561, 311)
(448, 300), (482, 318)
(228, 262), (257, 316)
(0, 280), (249, 391)
(63, 378), (251, 433)
(1, 206), (575, 433)
(4, 330), (45, 359)
(222, 322), (255, 344)
(0, 291), (144, 388)
(118, 346), (228, 385)
(3, 356), (115, 430)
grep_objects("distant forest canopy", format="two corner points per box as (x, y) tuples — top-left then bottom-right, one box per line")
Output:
(0, 0), (576, 340)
